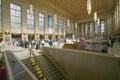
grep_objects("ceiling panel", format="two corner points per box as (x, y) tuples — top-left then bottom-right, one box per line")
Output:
(38, 0), (117, 18)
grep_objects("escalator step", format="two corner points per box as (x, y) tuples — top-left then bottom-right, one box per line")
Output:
(39, 73), (43, 78)
(28, 66), (34, 70)
(23, 62), (31, 65)
(34, 65), (39, 68)
(38, 57), (47, 59)
(22, 59), (44, 80)
(53, 73), (63, 78)
(30, 58), (35, 61)
(38, 57), (49, 59)
(47, 67), (56, 71)
(31, 70), (36, 73)
(35, 67), (40, 71)
(41, 63), (52, 66)
(22, 60), (31, 64)
(24, 64), (32, 67)
(40, 61), (52, 64)
(50, 70), (58, 75)
(31, 60), (35, 63)
(43, 77), (46, 80)
(32, 62), (36, 66)
(39, 60), (49, 62)
(37, 71), (42, 74)
(22, 56), (65, 80)
(43, 63), (53, 67)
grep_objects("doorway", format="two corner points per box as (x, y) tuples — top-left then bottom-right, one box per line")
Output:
(12, 33), (21, 40)
(28, 34), (34, 41)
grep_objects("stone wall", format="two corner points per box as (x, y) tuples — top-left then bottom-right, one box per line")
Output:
(42, 47), (120, 80)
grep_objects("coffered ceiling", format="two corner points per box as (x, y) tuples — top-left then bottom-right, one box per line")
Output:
(38, 0), (117, 18)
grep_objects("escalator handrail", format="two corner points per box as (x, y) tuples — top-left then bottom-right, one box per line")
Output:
(4, 52), (14, 80)
(4, 50), (38, 80)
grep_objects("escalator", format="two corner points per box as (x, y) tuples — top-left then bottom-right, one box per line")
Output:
(4, 51), (35, 80)
(22, 55), (65, 80)
(37, 55), (65, 80)
(22, 58), (46, 80)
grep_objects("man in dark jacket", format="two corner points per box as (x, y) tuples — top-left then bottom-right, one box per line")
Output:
(49, 40), (53, 47)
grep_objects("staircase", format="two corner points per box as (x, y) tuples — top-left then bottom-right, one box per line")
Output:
(22, 58), (46, 80)
(37, 55), (65, 80)
(22, 55), (65, 80)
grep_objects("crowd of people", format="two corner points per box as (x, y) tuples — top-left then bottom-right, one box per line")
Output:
(0, 35), (120, 51)
(12, 39), (52, 49)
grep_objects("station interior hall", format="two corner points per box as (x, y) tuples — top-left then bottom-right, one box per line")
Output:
(0, 0), (120, 80)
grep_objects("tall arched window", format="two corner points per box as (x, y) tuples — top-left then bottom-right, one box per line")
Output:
(79, 24), (82, 33)
(10, 3), (21, 28)
(27, 9), (34, 29)
(60, 19), (64, 33)
(90, 22), (92, 34)
(0, 0), (2, 27)
(48, 15), (53, 34)
(100, 20), (105, 35)
(39, 13), (45, 31)
(95, 22), (98, 34)
(55, 18), (59, 32)
(85, 23), (88, 34)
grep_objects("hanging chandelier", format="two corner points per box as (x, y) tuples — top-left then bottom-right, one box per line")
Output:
(29, 0), (33, 17)
(67, 19), (70, 27)
(54, 0), (57, 23)
(75, 23), (77, 29)
(54, 14), (57, 22)
(97, 18), (100, 25)
(87, 0), (91, 14)
(94, 11), (97, 22)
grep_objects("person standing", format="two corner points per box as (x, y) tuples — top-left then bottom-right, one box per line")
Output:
(48, 40), (53, 47)
(111, 37), (115, 47)
(36, 41), (39, 50)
